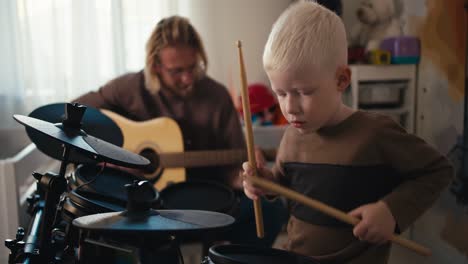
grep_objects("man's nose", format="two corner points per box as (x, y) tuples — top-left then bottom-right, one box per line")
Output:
(180, 71), (195, 85)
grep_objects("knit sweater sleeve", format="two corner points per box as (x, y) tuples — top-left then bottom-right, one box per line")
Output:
(378, 117), (454, 232)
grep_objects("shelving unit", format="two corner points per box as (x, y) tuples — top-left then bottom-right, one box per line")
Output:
(345, 64), (418, 133)
(251, 125), (287, 149)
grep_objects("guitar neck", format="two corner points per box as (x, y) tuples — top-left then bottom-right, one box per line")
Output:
(159, 148), (276, 168)
(159, 149), (245, 168)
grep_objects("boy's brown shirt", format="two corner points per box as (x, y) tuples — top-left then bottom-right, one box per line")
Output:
(274, 110), (453, 263)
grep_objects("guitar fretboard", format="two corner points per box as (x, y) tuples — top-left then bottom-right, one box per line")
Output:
(160, 149), (247, 168)
(159, 148), (276, 168)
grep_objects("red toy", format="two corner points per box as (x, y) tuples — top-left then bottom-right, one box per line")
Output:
(238, 83), (287, 126)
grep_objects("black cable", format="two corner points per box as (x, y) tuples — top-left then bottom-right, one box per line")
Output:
(74, 163), (106, 192)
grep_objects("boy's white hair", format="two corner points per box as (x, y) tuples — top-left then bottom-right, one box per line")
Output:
(263, 1), (348, 75)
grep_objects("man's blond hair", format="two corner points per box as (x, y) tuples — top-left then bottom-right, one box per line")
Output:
(263, 1), (347, 76)
(144, 15), (208, 94)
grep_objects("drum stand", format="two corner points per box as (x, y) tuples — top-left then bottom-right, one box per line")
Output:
(5, 146), (71, 264)
(5, 104), (89, 263)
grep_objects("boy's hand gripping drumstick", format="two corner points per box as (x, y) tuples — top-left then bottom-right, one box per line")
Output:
(247, 175), (432, 256)
(236, 40), (264, 238)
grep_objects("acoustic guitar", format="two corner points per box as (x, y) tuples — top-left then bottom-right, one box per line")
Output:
(101, 110), (276, 190)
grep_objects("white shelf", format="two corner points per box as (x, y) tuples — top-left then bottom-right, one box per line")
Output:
(366, 107), (410, 114)
(248, 125), (288, 149)
(348, 64), (417, 133)
(350, 64), (417, 81)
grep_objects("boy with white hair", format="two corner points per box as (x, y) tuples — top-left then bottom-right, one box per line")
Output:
(242, 1), (452, 263)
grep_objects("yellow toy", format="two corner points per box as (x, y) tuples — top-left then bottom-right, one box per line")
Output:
(367, 49), (391, 64)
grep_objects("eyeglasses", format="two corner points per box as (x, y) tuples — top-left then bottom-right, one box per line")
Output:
(158, 63), (201, 78)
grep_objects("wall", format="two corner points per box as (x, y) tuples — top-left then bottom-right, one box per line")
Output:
(184, 0), (292, 99)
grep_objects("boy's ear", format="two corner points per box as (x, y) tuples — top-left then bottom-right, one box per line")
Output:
(335, 66), (351, 92)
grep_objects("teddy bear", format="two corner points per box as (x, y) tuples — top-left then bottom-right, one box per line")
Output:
(350, 0), (402, 51)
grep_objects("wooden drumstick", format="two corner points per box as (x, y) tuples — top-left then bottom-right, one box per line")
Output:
(236, 40), (264, 238)
(247, 175), (432, 256)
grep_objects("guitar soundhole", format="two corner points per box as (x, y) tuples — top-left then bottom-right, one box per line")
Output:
(139, 148), (160, 174)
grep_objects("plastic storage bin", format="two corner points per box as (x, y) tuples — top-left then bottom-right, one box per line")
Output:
(380, 36), (420, 64)
(358, 81), (407, 108)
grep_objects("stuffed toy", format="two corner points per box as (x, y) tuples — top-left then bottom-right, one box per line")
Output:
(350, 0), (402, 51)
(238, 83), (287, 126)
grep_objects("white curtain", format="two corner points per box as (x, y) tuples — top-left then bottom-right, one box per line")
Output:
(0, 0), (192, 128)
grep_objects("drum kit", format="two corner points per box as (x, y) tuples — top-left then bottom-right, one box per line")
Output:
(4, 103), (320, 264)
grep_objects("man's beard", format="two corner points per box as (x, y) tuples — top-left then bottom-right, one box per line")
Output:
(173, 84), (193, 97)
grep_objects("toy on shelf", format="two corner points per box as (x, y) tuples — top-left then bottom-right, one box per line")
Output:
(380, 36), (420, 64)
(348, 46), (367, 64)
(238, 83), (287, 126)
(367, 49), (391, 65)
(349, 0), (402, 51)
